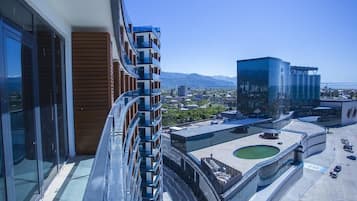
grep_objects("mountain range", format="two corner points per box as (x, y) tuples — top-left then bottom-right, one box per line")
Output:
(161, 72), (236, 89)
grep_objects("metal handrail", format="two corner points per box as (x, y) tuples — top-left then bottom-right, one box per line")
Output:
(83, 91), (140, 201)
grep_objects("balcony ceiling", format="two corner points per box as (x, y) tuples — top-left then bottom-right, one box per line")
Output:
(28, 0), (120, 59)
(48, 0), (113, 29)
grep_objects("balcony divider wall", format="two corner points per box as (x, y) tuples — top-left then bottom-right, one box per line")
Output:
(72, 32), (113, 155)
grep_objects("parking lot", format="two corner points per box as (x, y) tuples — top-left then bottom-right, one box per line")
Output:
(281, 123), (357, 201)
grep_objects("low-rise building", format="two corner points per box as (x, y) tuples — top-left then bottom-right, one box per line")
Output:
(318, 99), (357, 126)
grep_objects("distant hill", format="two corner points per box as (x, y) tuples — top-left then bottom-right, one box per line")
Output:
(161, 72), (236, 89)
(212, 75), (237, 85)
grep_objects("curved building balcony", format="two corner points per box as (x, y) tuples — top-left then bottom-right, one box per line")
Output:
(139, 88), (161, 96)
(139, 115), (162, 127)
(141, 129), (161, 143)
(134, 26), (161, 41)
(137, 57), (161, 68)
(120, 0), (137, 52)
(137, 40), (160, 53)
(83, 91), (140, 200)
(123, 115), (140, 157)
(138, 102), (162, 112)
(143, 186), (161, 201)
(111, 0), (139, 78)
(141, 143), (161, 159)
(137, 71), (160, 81)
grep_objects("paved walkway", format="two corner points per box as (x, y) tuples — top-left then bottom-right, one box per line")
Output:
(44, 156), (94, 201)
(281, 123), (357, 201)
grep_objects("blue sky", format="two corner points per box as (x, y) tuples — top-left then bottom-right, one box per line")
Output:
(125, 0), (357, 82)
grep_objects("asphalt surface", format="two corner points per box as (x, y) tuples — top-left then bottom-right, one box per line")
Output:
(163, 165), (198, 201)
(281, 123), (357, 201)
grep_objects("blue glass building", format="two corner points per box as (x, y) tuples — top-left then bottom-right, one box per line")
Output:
(237, 57), (320, 119)
(237, 57), (291, 119)
(290, 66), (321, 110)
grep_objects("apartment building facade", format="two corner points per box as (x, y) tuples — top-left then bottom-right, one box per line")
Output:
(135, 26), (163, 201)
(0, 0), (161, 200)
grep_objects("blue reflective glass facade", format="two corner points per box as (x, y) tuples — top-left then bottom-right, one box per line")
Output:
(237, 57), (291, 119)
(237, 57), (320, 119)
(290, 67), (320, 109)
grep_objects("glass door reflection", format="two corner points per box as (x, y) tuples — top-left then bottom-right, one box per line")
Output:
(3, 26), (39, 201)
(37, 21), (58, 183)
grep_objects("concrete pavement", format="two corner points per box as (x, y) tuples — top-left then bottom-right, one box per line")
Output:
(281, 123), (357, 201)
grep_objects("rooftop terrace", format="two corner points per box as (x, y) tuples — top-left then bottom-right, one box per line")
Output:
(171, 118), (269, 138)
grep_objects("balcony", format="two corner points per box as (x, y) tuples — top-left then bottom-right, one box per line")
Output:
(140, 143), (161, 159)
(44, 91), (141, 200)
(134, 26), (161, 41)
(82, 92), (140, 200)
(147, 173), (161, 187)
(121, 0), (136, 49)
(44, 156), (94, 200)
(141, 129), (161, 142)
(120, 48), (139, 77)
(139, 88), (161, 96)
(137, 56), (160, 68)
(137, 40), (160, 52)
(137, 71), (160, 81)
(138, 101), (162, 111)
(143, 185), (161, 201)
(139, 115), (162, 127)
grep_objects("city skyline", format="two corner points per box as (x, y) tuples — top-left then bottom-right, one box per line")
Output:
(126, 0), (357, 83)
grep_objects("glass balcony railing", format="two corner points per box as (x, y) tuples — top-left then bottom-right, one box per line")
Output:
(137, 71), (160, 80)
(141, 129), (160, 142)
(138, 88), (161, 96)
(137, 41), (160, 52)
(121, 0), (136, 49)
(83, 91), (140, 201)
(123, 116), (140, 154)
(140, 143), (161, 158)
(123, 53), (133, 65)
(147, 159), (160, 173)
(120, 47), (139, 77)
(138, 102), (162, 111)
(143, 185), (161, 201)
(148, 174), (161, 187)
(137, 57), (160, 68)
(139, 115), (162, 127)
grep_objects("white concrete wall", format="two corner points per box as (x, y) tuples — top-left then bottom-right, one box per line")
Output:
(341, 101), (357, 125)
(320, 101), (357, 126)
(25, 0), (76, 157)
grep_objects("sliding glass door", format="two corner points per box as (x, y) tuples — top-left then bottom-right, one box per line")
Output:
(55, 36), (68, 165)
(1, 21), (39, 201)
(0, 3), (68, 199)
(36, 18), (58, 184)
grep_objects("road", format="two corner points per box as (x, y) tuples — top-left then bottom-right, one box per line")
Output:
(281, 123), (357, 201)
(163, 165), (198, 201)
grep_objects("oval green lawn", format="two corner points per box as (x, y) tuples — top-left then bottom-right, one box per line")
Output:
(234, 145), (280, 159)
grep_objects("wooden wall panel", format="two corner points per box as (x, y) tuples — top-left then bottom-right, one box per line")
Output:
(113, 61), (120, 99)
(72, 32), (113, 154)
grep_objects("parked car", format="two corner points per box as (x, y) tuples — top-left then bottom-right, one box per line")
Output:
(343, 144), (353, 149)
(330, 171), (338, 178)
(347, 155), (356, 160)
(210, 120), (219, 125)
(344, 148), (354, 153)
(334, 165), (342, 172)
(341, 138), (349, 145)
